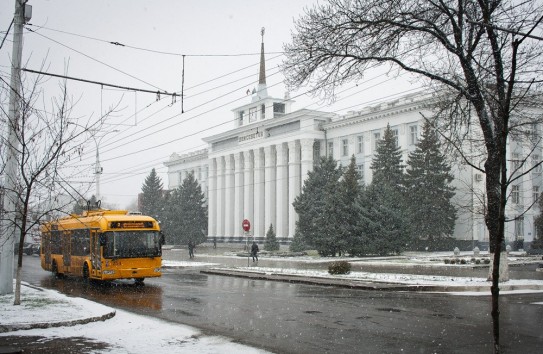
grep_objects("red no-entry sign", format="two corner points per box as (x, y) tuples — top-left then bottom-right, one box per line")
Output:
(242, 219), (251, 232)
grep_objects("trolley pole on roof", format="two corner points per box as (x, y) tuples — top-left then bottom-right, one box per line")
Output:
(0, 0), (31, 295)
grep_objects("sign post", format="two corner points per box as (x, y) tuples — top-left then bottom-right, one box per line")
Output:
(242, 219), (251, 266)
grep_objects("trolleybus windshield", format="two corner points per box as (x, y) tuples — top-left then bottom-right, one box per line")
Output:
(102, 231), (161, 258)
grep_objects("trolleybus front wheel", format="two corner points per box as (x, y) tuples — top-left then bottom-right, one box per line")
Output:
(135, 278), (145, 285)
(83, 263), (90, 282)
(51, 261), (63, 278)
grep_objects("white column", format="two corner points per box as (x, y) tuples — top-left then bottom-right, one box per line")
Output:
(264, 145), (276, 236)
(254, 148), (265, 238)
(207, 158), (217, 237)
(202, 165), (208, 200)
(288, 141), (300, 238)
(243, 150), (254, 229)
(276, 143), (288, 239)
(234, 152), (244, 237)
(216, 156), (225, 236)
(300, 139), (315, 187)
(224, 154), (234, 237)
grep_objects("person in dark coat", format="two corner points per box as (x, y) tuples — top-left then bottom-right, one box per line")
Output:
(251, 241), (259, 262)
(188, 240), (195, 259)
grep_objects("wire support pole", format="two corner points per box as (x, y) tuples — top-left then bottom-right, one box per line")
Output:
(0, 0), (27, 295)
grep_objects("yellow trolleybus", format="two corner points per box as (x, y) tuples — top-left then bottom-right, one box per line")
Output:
(41, 209), (163, 284)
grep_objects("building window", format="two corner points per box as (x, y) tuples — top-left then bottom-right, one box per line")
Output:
(357, 164), (365, 185)
(249, 107), (257, 122)
(410, 125), (418, 145)
(391, 129), (399, 148)
(273, 103), (285, 115)
(511, 185), (520, 204)
(515, 216), (524, 240)
(532, 154), (542, 174)
(511, 153), (522, 171)
(374, 132), (381, 150)
(357, 135), (363, 154)
(314, 142), (321, 160)
(534, 186), (540, 203)
(342, 139), (349, 156)
(261, 104), (266, 119)
(238, 110), (245, 124)
(328, 141), (334, 157)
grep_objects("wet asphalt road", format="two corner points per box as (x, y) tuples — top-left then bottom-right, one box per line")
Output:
(9, 254), (543, 353)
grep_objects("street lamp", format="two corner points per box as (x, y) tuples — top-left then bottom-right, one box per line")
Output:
(93, 130), (119, 202)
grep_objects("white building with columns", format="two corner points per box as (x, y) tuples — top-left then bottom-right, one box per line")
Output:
(164, 37), (542, 250)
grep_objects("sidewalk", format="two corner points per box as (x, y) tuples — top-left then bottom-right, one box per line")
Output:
(0, 281), (270, 353)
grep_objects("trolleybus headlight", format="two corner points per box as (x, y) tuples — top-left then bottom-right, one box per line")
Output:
(154, 268), (161, 273)
(103, 270), (115, 275)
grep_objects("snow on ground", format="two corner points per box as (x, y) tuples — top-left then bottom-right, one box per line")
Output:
(0, 281), (270, 353)
(227, 265), (543, 287)
(162, 260), (220, 268)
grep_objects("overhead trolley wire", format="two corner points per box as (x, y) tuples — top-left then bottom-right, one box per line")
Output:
(0, 19), (14, 51)
(21, 68), (177, 97)
(25, 27), (167, 92)
(25, 24), (285, 57)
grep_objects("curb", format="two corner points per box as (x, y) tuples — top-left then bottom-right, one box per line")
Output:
(201, 268), (543, 292)
(0, 310), (116, 333)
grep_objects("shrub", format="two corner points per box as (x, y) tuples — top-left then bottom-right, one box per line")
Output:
(444, 259), (450, 264)
(475, 259), (481, 264)
(264, 224), (280, 252)
(460, 259), (467, 264)
(328, 261), (351, 275)
(484, 259), (491, 264)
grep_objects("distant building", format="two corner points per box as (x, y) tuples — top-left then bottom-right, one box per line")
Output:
(164, 35), (542, 251)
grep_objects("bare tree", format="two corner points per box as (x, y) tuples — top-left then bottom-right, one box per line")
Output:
(282, 1), (543, 352)
(0, 70), (114, 304)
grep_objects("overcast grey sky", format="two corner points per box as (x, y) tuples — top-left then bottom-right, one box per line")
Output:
(1, 0), (416, 209)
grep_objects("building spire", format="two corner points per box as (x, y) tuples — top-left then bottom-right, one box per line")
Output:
(253, 27), (268, 102)
(259, 27), (266, 85)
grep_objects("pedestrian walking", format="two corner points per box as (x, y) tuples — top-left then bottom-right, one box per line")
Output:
(188, 240), (195, 259)
(251, 241), (259, 262)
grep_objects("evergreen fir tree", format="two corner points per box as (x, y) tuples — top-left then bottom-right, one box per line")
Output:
(405, 121), (456, 243)
(264, 224), (280, 251)
(289, 226), (308, 252)
(371, 124), (405, 189)
(339, 156), (363, 256)
(293, 156), (344, 256)
(356, 183), (409, 255)
(140, 168), (165, 221)
(357, 124), (409, 255)
(162, 172), (207, 246)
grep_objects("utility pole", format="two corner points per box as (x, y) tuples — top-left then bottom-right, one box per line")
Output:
(0, 0), (30, 295)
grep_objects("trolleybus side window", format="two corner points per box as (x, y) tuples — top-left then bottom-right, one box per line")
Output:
(51, 230), (62, 254)
(72, 229), (90, 256)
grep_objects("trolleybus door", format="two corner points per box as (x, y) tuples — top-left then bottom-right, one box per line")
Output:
(90, 230), (101, 274)
(43, 232), (51, 266)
